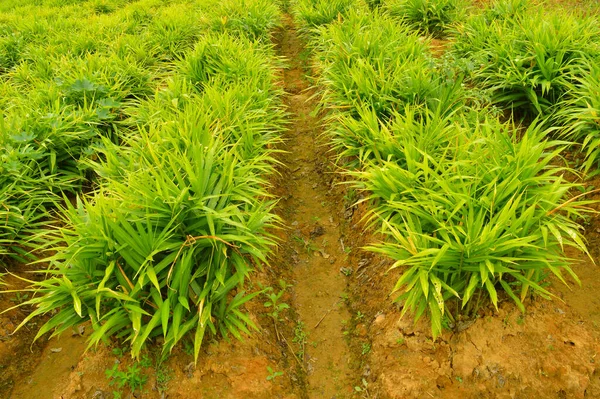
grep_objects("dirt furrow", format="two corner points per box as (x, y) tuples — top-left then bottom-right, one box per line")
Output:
(274, 15), (357, 399)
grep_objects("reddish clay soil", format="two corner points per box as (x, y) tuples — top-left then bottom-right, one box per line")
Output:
(6, 270), (303, 399)
(0, 263), (47, 397)
(270, 13), (374, 398)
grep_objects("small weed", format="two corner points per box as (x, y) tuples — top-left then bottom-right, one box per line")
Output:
(105, 362), (148, 394)
(441, 315), (455, 331)
(293, 235), (319, 255)
(140, 355), (152, 368)
(10, 292), (29, 304)
(354, 378), (370, 397)
(183, 339), (194, 356)
(343, 189), (357, 205)
(293, 321), (309, 359)
(361, 343), (371, 355)
(112, 347), (126, 358)
(266, 366), (283, 381)
(263, 280), (291, 322)
(298, 47), (312, 67)
(155, 358), (172, 394)
(580, 214), (592, 226)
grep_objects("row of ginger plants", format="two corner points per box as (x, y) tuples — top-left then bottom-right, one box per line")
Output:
(1, 0), (288, 361)
(292, 0), (597, 337)
(0, 0), (281, 261)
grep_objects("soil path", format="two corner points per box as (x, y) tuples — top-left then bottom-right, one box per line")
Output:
(274, 15), (356, 399)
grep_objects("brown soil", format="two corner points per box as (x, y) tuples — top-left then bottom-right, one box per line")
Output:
(0, 264), (47, 397)
(269, 14), (362, 398)
(429, 38), (450, 57)
(7, 279), (301, 399)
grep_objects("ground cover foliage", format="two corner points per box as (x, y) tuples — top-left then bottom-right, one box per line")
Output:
(293, 0), (597, 337)
(385, 0), (466, 37)
(450, 0), (600, 169)
(1, 0), (285, 361)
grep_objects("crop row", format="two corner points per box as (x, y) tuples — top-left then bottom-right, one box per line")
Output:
(0, 0), (281, 262)
(1, 0), (285, 360)
(293, 0), (594, 337)
(451, 0), (600, 171)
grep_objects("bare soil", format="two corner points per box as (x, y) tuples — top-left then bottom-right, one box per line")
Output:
(0, 263), (47, 397)
(8, 301), (301, 398)
(270, 14), (362, 398)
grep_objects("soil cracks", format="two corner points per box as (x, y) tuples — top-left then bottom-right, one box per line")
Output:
(274, 15), (357, 399)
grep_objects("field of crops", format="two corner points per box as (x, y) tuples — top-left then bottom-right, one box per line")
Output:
(1, 0), (600, 398)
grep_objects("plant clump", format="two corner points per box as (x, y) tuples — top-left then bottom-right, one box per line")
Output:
(293, 0), (595, 337)
(385, 0), (466, 38)
(2, 0), (284, 362)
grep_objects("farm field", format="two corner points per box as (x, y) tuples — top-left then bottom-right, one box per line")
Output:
(2, 0), (600, 398)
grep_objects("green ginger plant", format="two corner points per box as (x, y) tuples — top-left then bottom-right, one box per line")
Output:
(2, 0), (285, 362)
(313, 10), (435, 121)
(452, 6), (600, 118)
(331, 100), (462, 168)
(293, 0), (365, 33)
(0, 51), (153, 261)
(294, 0), (596, 340)
(385, 0), (465, 38)
(0, 0), (204, 263)
(145, 3), (203, 61)
(8, 105), (282, 362)
(199, 0), (282, 42)
(360, 119), (593, 337)
(485, 0), (529, 20)
(555, 60), (600, 172)
(313, 10), (466, 172)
